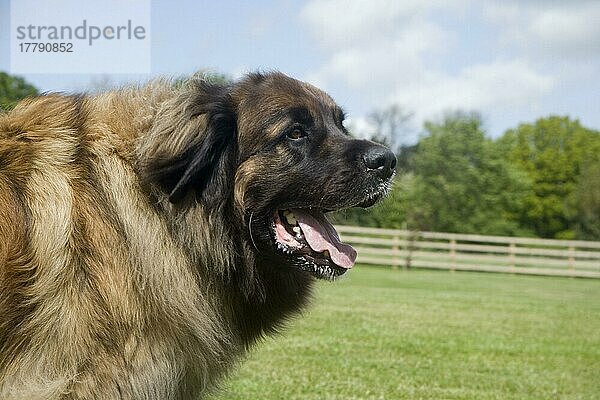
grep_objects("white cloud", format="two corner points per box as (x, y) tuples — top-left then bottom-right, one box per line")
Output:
(302, 0), (455, 108)
(392, 60), (554, 124)
(531, 6), (600, 55)
(301, 0), (406, 49)
(345, 115), (377, 140)
(306, 18), (445, 93)
(300, 0), (466, 48)
(300, 0), (597, 140)
(484, 1), (600, 58)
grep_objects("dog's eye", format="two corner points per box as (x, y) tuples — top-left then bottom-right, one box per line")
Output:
(287, 127), (306, 140)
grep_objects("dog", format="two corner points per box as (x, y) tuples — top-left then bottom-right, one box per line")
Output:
(0, 71), (395, 399)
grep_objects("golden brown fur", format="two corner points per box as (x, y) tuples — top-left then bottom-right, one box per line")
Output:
(0, 72), (394, 399)
(0, 80), (251, 398)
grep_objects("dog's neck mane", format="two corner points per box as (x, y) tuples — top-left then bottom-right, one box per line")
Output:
(92, 80), (314, 346)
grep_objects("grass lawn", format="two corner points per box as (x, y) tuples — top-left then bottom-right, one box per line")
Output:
(211, 267), (600, 400)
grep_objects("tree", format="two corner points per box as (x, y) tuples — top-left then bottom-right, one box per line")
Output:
(0, 72), (39, 111)
(330, 173), (414, 229)
(497, 116), (600, 239)
(573, 161), (600, 240)
(368, 104), (412, 154)
(404, 112), (531, 235)
(333, 112), (533, 235)
(174, 70), (231, 89)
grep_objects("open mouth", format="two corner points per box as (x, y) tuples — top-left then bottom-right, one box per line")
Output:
(271, 209), (357, 280)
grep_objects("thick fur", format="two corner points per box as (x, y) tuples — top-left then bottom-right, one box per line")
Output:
(0, 72), (392, 399)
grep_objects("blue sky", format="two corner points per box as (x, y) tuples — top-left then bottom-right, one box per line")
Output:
(1, 0), (599, 142)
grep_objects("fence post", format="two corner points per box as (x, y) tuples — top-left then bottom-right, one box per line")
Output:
(391, 235), (399, 270)
(405, 231), (417, 270)
(449, 238), (456, 272)
(568, 246), (575, 271)
(509, 242), (516, 273)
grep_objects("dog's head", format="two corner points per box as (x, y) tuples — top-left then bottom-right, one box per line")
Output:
(142, 72), (395, 280)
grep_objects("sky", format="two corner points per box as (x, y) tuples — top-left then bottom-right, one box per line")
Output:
(1, 0), (599, 143)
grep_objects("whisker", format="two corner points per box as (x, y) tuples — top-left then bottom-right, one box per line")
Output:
(249, 212), (259, 251)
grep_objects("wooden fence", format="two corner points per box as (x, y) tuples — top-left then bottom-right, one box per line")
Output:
(336, 226), (600, 279)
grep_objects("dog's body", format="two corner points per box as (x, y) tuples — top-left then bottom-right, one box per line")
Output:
(0, 72), (395, 399)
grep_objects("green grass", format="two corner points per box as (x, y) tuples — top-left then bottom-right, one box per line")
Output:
(211, 267), (600, 400)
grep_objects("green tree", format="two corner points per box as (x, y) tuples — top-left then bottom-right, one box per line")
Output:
(173, 70), (232, 89)
(498, 116), (600, 239)
(404, 112), (531, 235)
(331, 173), (415, 229)
(572, 161), (600, 240)
(0, 71), (39, 111)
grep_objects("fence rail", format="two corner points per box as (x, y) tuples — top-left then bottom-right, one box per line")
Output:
(336, 226), (600, 279)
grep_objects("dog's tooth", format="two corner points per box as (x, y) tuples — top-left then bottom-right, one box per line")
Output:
(323, 250), (330, 258)
(292, 226), (301, 234)
(285, 212), (297, 225)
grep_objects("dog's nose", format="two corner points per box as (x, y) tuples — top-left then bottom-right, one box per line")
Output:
(362, 146), (396, 180)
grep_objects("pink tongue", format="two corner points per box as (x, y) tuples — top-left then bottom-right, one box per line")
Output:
(292, 209), (357, 269)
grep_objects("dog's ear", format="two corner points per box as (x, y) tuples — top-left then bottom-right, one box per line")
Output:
(140, 80), (237, 206)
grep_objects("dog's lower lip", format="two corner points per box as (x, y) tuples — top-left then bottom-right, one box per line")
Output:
(355, 196), (380, 208)
(292, 252), (349, 279)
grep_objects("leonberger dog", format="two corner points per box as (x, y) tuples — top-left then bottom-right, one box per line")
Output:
(0, 71), (396, 399)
